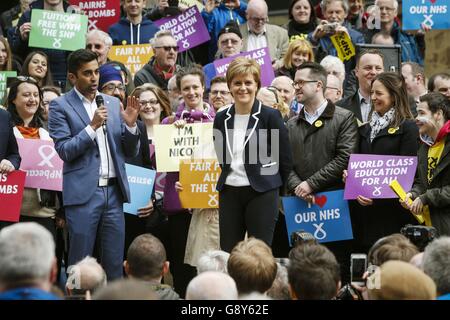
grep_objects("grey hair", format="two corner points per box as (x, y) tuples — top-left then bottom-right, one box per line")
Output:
(70, 256), (107, 293)
(320, 55), (346, 83)
(375, 0), (398, 10)
(197, 250), (230, 274)
(0, 223), (55, 286)
(150, 30), (175, 46)
(321, 0), (350, 14)
(422, 237), (450, 295)
(186, 271), (238, 300)
(86, 29), (113, 47)
(247, 0), (269, 13)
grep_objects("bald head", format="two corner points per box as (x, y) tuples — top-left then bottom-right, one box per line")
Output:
(271, 76), (295, 105)
(246, 0), (269, 34)
(186, 271), (238, 300)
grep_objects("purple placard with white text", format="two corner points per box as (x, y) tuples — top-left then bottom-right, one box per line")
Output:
(344, 154), (417, 200)
(213, 48), (275, 87)
(154, 6), (210, 52)
(17, 139), (63, 191)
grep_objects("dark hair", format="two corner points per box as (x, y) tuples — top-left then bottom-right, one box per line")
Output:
(7, 78), (43, 128)
(420, 92), (450, 121)
(370, 72), (414, 127)
(175, 64), (205, 90)
(20, 51), (53, 87)
(428, 72), (450, 92)
(67, 49), (98, 75)
(210, 76), (227, 87)
(126, 234), (166, 280)
(368, 234), (419, 267)
(42, 85), (62, 97)
(356, 48), (384, 67)
(289, 0), (317, 22)
(288, 243), (340, 300)
(297, 61), (328, 93)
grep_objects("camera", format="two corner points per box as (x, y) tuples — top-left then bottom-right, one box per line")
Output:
(400, 224), (438, 250)
(322, 22), (339, 34)
(290, 230), (317, 247)
(335, 284), (363, 300)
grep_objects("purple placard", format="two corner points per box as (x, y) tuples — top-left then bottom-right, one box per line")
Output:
(153, 6), (210, 53)
(212, 48), (275, 87)
(344, 154), (417, 200)
(17, 139), (63, 191)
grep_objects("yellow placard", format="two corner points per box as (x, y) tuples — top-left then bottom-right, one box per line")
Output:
(179, 0), (204, 11)
(153, 123), (216, 172)
(107, 44), (154, 78)
(179, 159), (221, 209)
(330, 32), (356, 62)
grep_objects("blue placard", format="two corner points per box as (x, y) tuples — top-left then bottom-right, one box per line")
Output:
(282, 190), (353, 245)
(402, 0), (450, 30)
(124, 164), (156, 215)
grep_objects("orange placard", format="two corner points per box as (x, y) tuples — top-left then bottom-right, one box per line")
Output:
(179, 159), (221, 209)
(108, 44), (154, 78)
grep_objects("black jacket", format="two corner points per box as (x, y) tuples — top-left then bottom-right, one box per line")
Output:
(214, 100), (293, 193)
(352, 119), (419, 247)
(0, 109), (21, 169)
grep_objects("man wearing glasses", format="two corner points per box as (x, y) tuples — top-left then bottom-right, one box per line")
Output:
(99, 64), (127, 105)
(134, 30), (180, 90)
(239, 0), (289, 67)
(209, 76), (233, 112)
(286, 62), (358, 283)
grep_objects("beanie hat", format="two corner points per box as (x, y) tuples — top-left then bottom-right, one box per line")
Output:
(218, 21), (243, 40)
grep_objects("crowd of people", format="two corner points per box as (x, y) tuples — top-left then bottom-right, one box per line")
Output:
(0, 0), (450, 301)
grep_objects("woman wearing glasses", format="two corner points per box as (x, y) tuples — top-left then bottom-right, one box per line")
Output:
(20, 51), (53, 88)
(6, 77), (62, 239)
(345, 72), (418, 254)
(213, 57), (293, 253)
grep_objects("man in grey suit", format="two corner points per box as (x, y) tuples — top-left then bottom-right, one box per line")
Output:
(48, 49), (141, 280)
(239, 0), (288, 67)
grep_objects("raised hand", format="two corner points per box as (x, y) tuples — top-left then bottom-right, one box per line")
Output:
(121, 96), (141, 127)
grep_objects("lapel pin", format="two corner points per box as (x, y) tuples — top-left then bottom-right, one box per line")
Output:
(314, 120), (323, 128)
(388, 127), (399, 134)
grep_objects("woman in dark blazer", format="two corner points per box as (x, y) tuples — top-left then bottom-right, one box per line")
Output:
(350, 72), (418, 253)
(213, 57), (293, 252)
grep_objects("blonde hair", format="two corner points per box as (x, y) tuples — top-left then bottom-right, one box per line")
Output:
(226, 57), (261, 90)
(283, 39), (314, 70)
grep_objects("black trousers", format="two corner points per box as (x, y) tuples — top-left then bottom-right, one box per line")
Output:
(219, 185), (279, 252)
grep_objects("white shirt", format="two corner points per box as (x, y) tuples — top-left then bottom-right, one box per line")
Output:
(247, 26), (268, 52)
(225, 114), (251, 187)
(358, 90), (371, 123)
(304, 99), (328, 125)
(74, 88), (136, 179)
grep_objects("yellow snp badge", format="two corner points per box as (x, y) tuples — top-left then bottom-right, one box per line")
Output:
(315, 120), (323, 128)
(388, 127), (399, 134)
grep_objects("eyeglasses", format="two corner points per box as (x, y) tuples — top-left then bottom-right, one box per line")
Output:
(139, 99), (160, 107)
(15, 76), (38, 83)
(102, 83), (125, 91)
(326, 86), (340, 91)
(153, 46), (179, 52)
(249, 17), (269, 24)
(210, 90), (230, 96)
(293, 79), (318, 89)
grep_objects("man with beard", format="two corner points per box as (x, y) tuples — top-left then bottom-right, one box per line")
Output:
(134, 30), (180, 90)
(286, 62), (358, 283)
(99, 64), (126, 106)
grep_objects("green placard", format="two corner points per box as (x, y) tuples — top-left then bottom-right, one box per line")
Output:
(0, 71), (17, 104)
(29, 9), (88, 51)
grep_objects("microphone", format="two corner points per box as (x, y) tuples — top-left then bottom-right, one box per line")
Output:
(95, 95), (107, 132)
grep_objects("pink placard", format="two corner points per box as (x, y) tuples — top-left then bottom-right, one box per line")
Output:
(17, 139), (63, 191)
(0, 170), (26, 222)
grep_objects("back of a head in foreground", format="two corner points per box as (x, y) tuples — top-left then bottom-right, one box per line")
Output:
(368, 260), (436, 300)
(368, 233), (419, 267)
(0, 222), (55, 289)
(67, 256), (107, 295)
(92, 279), (159, 300)
(227, 238), (277, 295)
(197, 250), (230, 274)
(287, 243), (340, 300)
(422, 237), (450, 296)
(186, 271), (238, 300)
